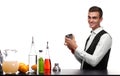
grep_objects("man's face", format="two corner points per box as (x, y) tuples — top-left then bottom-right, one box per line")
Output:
(88, 12), (102, 30)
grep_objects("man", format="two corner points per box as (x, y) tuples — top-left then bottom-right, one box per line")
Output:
(65, 6), (112, 70)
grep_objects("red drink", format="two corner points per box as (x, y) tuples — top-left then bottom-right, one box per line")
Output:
(44, 59), (51, 75)
(44, 42), (51, 75)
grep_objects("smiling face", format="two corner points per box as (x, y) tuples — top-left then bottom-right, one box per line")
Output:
(88, 12), (103, 30)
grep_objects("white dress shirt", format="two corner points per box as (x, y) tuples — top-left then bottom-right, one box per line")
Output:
(74, 27), (112, 67)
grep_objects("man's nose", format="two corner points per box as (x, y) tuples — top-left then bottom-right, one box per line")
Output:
(89, 18), (94, 22)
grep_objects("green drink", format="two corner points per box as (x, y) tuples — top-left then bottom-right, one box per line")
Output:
(39, 57), (44, 74)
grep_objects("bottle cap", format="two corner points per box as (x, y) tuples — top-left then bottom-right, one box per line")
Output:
(47, 41), (49, 49)
(39, 50), (43, 52)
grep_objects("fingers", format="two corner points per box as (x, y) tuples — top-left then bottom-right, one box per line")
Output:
(65, 37), (71, 43)
(64, 42), (67, 46)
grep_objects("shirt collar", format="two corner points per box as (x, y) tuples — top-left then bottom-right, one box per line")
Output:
(91, 27), (103, 34)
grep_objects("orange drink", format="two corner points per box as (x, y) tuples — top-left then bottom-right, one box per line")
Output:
(2, 61), (19, 74)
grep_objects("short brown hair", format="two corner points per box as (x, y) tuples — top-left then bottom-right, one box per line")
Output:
(89, 6), (103, 18)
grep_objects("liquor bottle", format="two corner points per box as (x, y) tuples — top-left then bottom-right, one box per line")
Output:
(0, 50), (3, 74)
(0, 50), (3, 64)
(28, 36), (37, 75)
(44, 41), (51, 75)
(38, 50), (44, 74)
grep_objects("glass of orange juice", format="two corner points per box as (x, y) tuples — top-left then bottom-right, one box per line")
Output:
(2, 49), (19, 74)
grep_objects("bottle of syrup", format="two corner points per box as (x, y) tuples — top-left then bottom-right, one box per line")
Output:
(44, 41), (51, 75)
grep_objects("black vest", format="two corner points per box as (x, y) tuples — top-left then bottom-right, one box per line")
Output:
(83, 30), (111, 70)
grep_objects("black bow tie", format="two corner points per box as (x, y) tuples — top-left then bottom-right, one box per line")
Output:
(90, 31), (96, 34)
(90, 31), (93, 33)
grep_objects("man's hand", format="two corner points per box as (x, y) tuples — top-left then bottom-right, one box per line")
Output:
(64, 34), (78, 54)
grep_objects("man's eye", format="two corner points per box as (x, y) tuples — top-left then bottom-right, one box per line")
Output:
(88, 16), (91, 19)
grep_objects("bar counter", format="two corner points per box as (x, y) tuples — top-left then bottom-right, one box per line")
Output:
(1, 69), (120, 75)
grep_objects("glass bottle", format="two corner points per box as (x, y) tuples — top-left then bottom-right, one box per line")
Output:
(28, 36), (37, 75)
(0, 50), (3, 64)
(38, 50), (44, 74)
(0, 50), (3, 74)
(44, 41), (51, 75)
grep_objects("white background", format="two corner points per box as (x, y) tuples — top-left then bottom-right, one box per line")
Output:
(0, 0), (120, 71)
